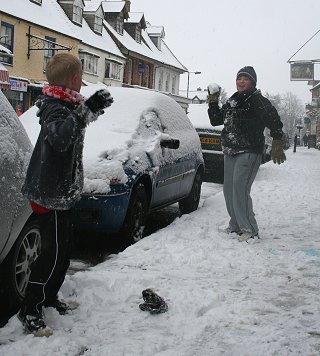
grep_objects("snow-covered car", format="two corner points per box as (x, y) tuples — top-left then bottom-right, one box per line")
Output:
(0, 91), (41, 314)
(21, 85), (204, 244)
(188, 104), (224, 183)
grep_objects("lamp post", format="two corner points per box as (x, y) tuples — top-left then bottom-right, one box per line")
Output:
(293, 121), (304, 153)
(187, 71), (201, 98)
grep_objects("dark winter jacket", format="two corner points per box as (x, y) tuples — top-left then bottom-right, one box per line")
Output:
(22, 96), (91, 210)
(208, 88), (284, 156)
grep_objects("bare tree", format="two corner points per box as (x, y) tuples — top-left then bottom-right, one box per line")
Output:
(265, 91), (305, 143)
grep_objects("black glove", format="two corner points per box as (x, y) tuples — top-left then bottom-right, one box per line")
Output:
(85, 89), (113, 114)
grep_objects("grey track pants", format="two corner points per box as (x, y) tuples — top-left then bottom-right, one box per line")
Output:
(223, 152), (261, 235)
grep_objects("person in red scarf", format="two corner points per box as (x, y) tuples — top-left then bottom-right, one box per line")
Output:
(19, 53), (113, 336)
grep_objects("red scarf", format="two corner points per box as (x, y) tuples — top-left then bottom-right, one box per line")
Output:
(42, 84), (85, 105)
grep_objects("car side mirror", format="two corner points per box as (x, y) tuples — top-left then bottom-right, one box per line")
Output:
(160, 138), (180, 149)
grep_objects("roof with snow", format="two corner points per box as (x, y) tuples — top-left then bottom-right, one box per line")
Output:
(101, 0), (127, 14)
(1, 0), (124, 58)
(84, 0), (102, 12)
(78, 18), (125, 59)
(146, 26), (165, 38)
(141, 29), (187, 72)
(126, 12), (146, 25)
(1, 1), (82, 40)
(310, 81), (320, 91)
(104, 20), (186, 72)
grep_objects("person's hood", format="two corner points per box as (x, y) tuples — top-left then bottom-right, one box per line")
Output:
(35, 95), (75, 125)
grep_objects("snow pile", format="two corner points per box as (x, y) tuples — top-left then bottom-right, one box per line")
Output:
(1, 148), (320, 355)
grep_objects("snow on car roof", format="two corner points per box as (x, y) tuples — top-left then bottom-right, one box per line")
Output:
(20, 84), (201, 194)
(187, 103), (223, 132)
(0, 91), (32, 170)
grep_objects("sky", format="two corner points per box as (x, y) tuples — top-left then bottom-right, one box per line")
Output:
(134, 0), (320, 105)
(1, 146), (320, 354)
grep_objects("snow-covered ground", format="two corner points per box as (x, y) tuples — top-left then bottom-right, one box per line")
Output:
(1, 147), (320, 355)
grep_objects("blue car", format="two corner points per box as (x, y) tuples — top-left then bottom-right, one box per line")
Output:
(22, 85), (204, 244)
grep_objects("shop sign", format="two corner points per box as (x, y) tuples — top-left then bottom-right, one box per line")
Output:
(10, 79), (28, 92)
(290, 62), (314, 81)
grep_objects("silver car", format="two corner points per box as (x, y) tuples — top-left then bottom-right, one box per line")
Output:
(0, 91), (41, 316)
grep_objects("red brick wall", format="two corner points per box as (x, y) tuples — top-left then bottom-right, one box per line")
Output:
(124, 56), (154, 89)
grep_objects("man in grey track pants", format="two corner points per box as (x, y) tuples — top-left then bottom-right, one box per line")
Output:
(207, 66), (286, 241)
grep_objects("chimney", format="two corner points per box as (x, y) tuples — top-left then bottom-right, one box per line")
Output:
(125, 0), (131, 12)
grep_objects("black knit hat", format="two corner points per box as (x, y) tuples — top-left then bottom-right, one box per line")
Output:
(236, 66), (257, 86)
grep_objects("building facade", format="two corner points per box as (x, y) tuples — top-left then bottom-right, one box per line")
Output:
(1, 0), (188, 113)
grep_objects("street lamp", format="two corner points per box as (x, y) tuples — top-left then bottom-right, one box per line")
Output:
(293, 121), (304, 153)
(187, 71), (201, 98)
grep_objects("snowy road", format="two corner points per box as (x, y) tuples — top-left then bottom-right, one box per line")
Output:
(1, 148), (320, 356)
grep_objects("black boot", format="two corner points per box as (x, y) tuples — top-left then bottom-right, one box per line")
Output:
(18, 309), (52, 337)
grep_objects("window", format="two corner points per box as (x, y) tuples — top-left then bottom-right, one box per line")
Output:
(127, 59), (132, 84)
(115, 14), (123, 34)
(158, 71), (163, 91)
(142, 64), (149, 87)
(0, 22), (14, 65)
(165, 74), (170, 92)
(94, 15), (103, 34)
(43, 36), (55, 71)
(135, 25), (141, 43)
(171, 75), (176, 94)
(30, 0), (42, 4)
(105, 60), (122, 80)
(73, 5), (83, 25)
(79, 52), (98, 75)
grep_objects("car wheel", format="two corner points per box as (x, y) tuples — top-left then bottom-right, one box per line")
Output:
(122, 183), (148, 245)
(179, 169), (203, 214)
(1, 217), (41, 309)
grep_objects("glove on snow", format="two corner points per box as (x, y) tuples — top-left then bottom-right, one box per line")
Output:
(207, 83), (221, 105)
(139, 289), (168, 314)
(85, 89), (113, 114)
(271, 139), (286, 165)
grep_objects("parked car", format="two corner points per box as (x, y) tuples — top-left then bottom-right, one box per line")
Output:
(0, 91), (41, 315)
(21, 85), (204, 245)
(188, 104), (273, 183)
(188, 104), (224, 183)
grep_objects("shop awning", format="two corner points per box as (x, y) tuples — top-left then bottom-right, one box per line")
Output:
(0, 63), (10, 90)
